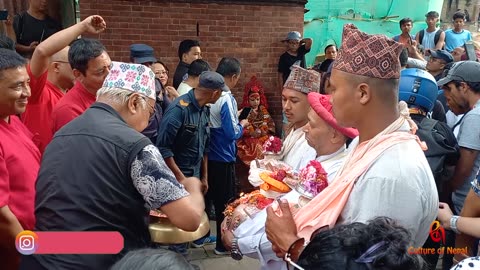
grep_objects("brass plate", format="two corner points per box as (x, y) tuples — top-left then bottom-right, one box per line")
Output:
(149, 213), (210, 244)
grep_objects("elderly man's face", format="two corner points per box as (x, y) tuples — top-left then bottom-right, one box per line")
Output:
(127, 94), (156, 132)
(303, 109), (333, 154)
(0, 66), (30, 120)
(282, 88), (309, 126)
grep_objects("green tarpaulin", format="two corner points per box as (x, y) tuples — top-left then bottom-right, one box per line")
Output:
(303, 0), (444, 65)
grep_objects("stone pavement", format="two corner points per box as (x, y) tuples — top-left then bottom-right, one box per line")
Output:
(186, 221), (260, 270)
(187, 244), (260, 270)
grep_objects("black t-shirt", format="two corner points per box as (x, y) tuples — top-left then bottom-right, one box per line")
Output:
(13, 12), (62, 57)
(431, 100), (446, 123)
(278, 44), (310, 83)
(173, 61), (190, 89)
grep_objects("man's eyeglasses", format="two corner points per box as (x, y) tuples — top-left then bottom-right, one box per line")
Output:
(288, 41), (300, 45)
(428, 58), (445, 64)
(141, 97), (156, 119)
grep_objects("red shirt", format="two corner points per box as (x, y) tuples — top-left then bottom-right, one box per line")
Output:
(22, 65), (64, 153)
(0, 116), (41, 230)
(50, 81), (96, 136)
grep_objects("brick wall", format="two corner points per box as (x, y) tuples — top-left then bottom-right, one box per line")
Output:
(79, 0), (307, 134)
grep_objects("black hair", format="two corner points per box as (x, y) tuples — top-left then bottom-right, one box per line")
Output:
(298, 217), (425, 270)
(0, 48), (27, 79)
(453, 11), (466, 21)
(155, 60), (169, 73)
(216, 57), (241, 77)
(68, 38), (106, 76)
(452, 80), (480, 94)
(324, 44), (337, 54)
(426, 11), (439, 18)
(188, 59), (211, 76)
(399, 48), (408, 68)
(0, 35), (15, 51)
(318, 59), (334, 73)
(111, 248), (195, 270)
(319, 60), (334, 94)
(399, 18), (413, 28)
(178, 39), (200, 61)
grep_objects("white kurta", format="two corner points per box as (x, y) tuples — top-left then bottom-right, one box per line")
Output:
(338, 123), (439, 247)
(281, 127), (317, 170)
(248, 126), (316, 188)
(236, 146), (348, 270)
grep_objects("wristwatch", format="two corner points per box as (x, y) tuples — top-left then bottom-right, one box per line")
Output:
(450, 215), (461, 234)
(285, 237), (306, 264)
(231, 237), (243, 260)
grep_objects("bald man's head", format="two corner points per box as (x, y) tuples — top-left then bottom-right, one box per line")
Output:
(51, 46), (70, 63)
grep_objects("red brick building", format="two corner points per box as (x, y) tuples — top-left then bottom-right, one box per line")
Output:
(79, 0), (307, 133)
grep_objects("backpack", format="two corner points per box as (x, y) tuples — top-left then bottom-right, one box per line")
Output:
(418, 29), (443, 47)
(415, 117), (459, 192)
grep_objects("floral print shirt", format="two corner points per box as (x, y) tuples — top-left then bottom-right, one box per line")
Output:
(131, 145), (189, 209)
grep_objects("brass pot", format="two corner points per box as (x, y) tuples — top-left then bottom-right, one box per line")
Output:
(149, 213), (210, 244)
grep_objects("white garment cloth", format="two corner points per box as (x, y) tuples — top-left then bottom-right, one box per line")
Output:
(236, 146), (348, 270)
(338, 122), (439, 247)
(446, 110), (463, 138)
(422, 28), (440, 50)
(248, 126), (316, 187)
(177, 81), (193, 96)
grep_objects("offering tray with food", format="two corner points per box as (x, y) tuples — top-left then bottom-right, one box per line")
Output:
(223, 190), (275, 231)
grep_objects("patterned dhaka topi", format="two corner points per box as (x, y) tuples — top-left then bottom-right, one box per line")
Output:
(333, 24), (403, 79)
(102, 61), (157, 100)
(284, 65), (321, 93)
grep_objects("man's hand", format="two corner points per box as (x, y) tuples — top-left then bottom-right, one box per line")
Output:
(265, 199), (300, 258)
(180, 177), (202, 193)
(81, 15), (107, 34)
(200, 176), (209, 195)
(4, 15), (12, 26)
(165, 86), (179, 100)
(29, 41), (39, 50)
(222, 229), (235, 251)
(240, 119), (249, 128)
(438, 202), (454, 230)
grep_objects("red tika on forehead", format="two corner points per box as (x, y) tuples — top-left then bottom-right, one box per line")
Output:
(333, 24), (403, 79)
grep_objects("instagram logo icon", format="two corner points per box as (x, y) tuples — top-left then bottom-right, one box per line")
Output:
(15, 230), (38, 255)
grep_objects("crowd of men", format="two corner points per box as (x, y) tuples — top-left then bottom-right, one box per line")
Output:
(1, 1), (480, 269)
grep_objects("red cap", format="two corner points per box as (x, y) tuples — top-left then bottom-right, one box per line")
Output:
(307, 92), (359, 139)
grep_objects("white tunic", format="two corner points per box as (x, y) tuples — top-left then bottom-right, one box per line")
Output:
(338, 124), (439, 247)
(281, 127), (317, 170)
(236, 146), (348, 270)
